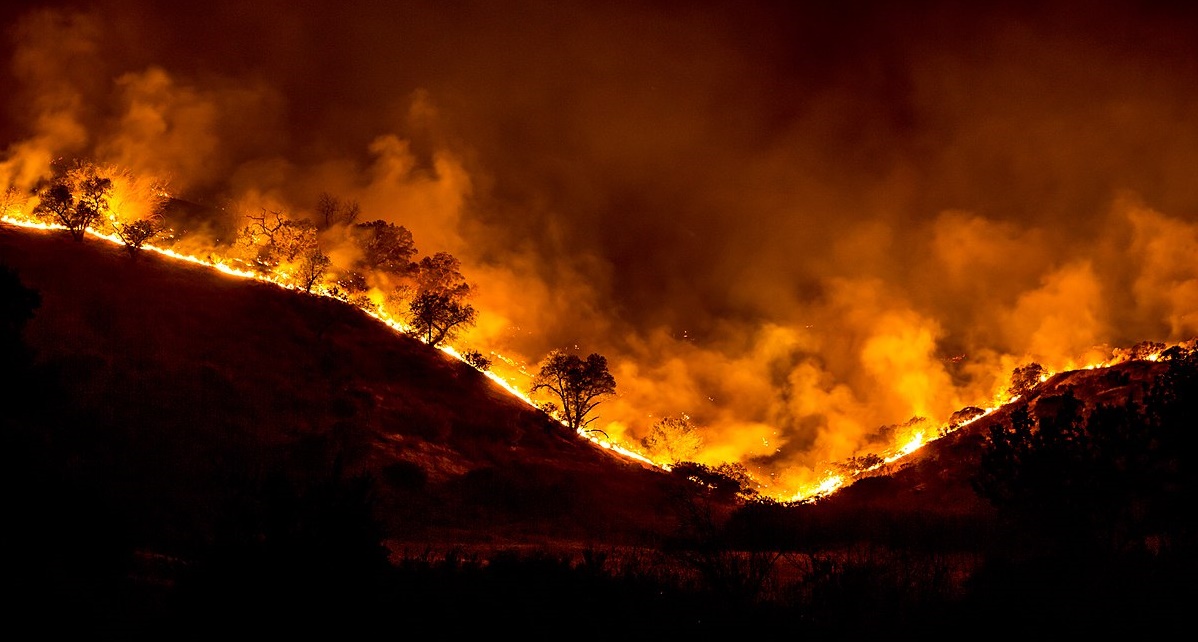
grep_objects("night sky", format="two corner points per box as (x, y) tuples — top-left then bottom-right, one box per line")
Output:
(3, 0), (1198, 493)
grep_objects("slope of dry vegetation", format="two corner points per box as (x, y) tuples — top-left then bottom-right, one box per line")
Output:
(2, 223), (1193, 637)
(0, 222), (701, 542)
(0, 224), (731, 632)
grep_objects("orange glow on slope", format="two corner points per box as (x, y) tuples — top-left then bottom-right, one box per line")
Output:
(3, 213), (1185, 503)
(1, 214), (665, 471)
(785, 345), (1178, 502)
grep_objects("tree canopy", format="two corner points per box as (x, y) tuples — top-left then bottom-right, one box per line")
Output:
(404, 251), (475, 347)
(33, 166), (113, 242)
(353, 220), (416, 275)
(530, 351), (616, 431)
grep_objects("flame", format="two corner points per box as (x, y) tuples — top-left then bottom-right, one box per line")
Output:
(0, 213), (668, 472)
(782, 343), (1182, 502)
(3, 211), (1187, 502)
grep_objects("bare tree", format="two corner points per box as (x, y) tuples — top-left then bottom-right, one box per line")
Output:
(238, 209), (318, 272)
(530, 351), (616, 431)
(316, 192), (361, 228)
(295, 247), (332, 293)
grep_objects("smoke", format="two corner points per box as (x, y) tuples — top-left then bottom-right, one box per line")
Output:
(5, 0), (1198, 496)
(0, 8), (97, 188)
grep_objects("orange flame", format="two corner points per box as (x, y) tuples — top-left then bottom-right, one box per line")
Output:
(3, 212), (1184, 502)
(1, 213), (668, 472)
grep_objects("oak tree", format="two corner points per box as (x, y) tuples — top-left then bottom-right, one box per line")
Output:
(404, 252), (476, 347)
(33, 169), (112, 242)
(112, 215), (166, 258)
(530, 351), (616, 431)
(353, 220), (416, 275)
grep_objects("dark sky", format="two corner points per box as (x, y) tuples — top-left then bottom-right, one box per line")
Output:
(4, 0), (1198, 494)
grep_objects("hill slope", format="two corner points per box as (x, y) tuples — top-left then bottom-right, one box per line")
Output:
(807, 356), (1178, 531)
(3, 222), (1193, 636)
(0, 223), (703, 554)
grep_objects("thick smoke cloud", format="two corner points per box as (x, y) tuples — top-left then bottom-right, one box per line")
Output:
(4, 0), (1198, 496)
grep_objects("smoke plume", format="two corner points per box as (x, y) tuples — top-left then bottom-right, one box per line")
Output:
(4, 0), (1198, 496)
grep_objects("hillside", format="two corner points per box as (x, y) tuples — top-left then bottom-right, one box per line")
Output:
(3, 221), (1193, 636)
(0, 222), (710, 553)
(817, 358), (1173, 520)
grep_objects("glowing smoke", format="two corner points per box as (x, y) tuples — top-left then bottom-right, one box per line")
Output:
(4, 1), (1198, 497)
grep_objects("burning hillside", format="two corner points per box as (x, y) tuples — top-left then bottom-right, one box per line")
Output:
(7, 219), (1192, 637)
(0, 222), (706, 549)
(3, 1), (1198, 505)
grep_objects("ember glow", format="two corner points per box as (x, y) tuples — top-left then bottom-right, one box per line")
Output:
(4, 1), (1198, 502)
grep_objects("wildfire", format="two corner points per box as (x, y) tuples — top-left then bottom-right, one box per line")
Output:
(1, 211), (1185, 504)
(786, 343), (1178, 503)
(1, 212), (670, 472)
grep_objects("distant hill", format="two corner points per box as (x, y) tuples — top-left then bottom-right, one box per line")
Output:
(816, 358), (1171, 518)
(771, 352), (1193, 560)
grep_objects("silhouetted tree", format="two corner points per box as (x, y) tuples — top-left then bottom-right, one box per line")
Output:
(112, 215), (165, 257)
(315, 192), (361, 228)
(33, 167), (112, 241)
(972, 394), (1091, 534)
(408, 291), (476, 346)
(1129, 348), (1198, 548)
(1007, 362), (1045, 398)
(33, 181), (74, 228)
(530, 351), (616, 431)
(353, 220), (416, 275)
(413, 251), (469, 295)
(672, 461), (756, 500)
(405, 252), (476, 347)
(75, 168), (113, 239)
(295, 247), (332, 293)
(238, 209), (318, 272)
